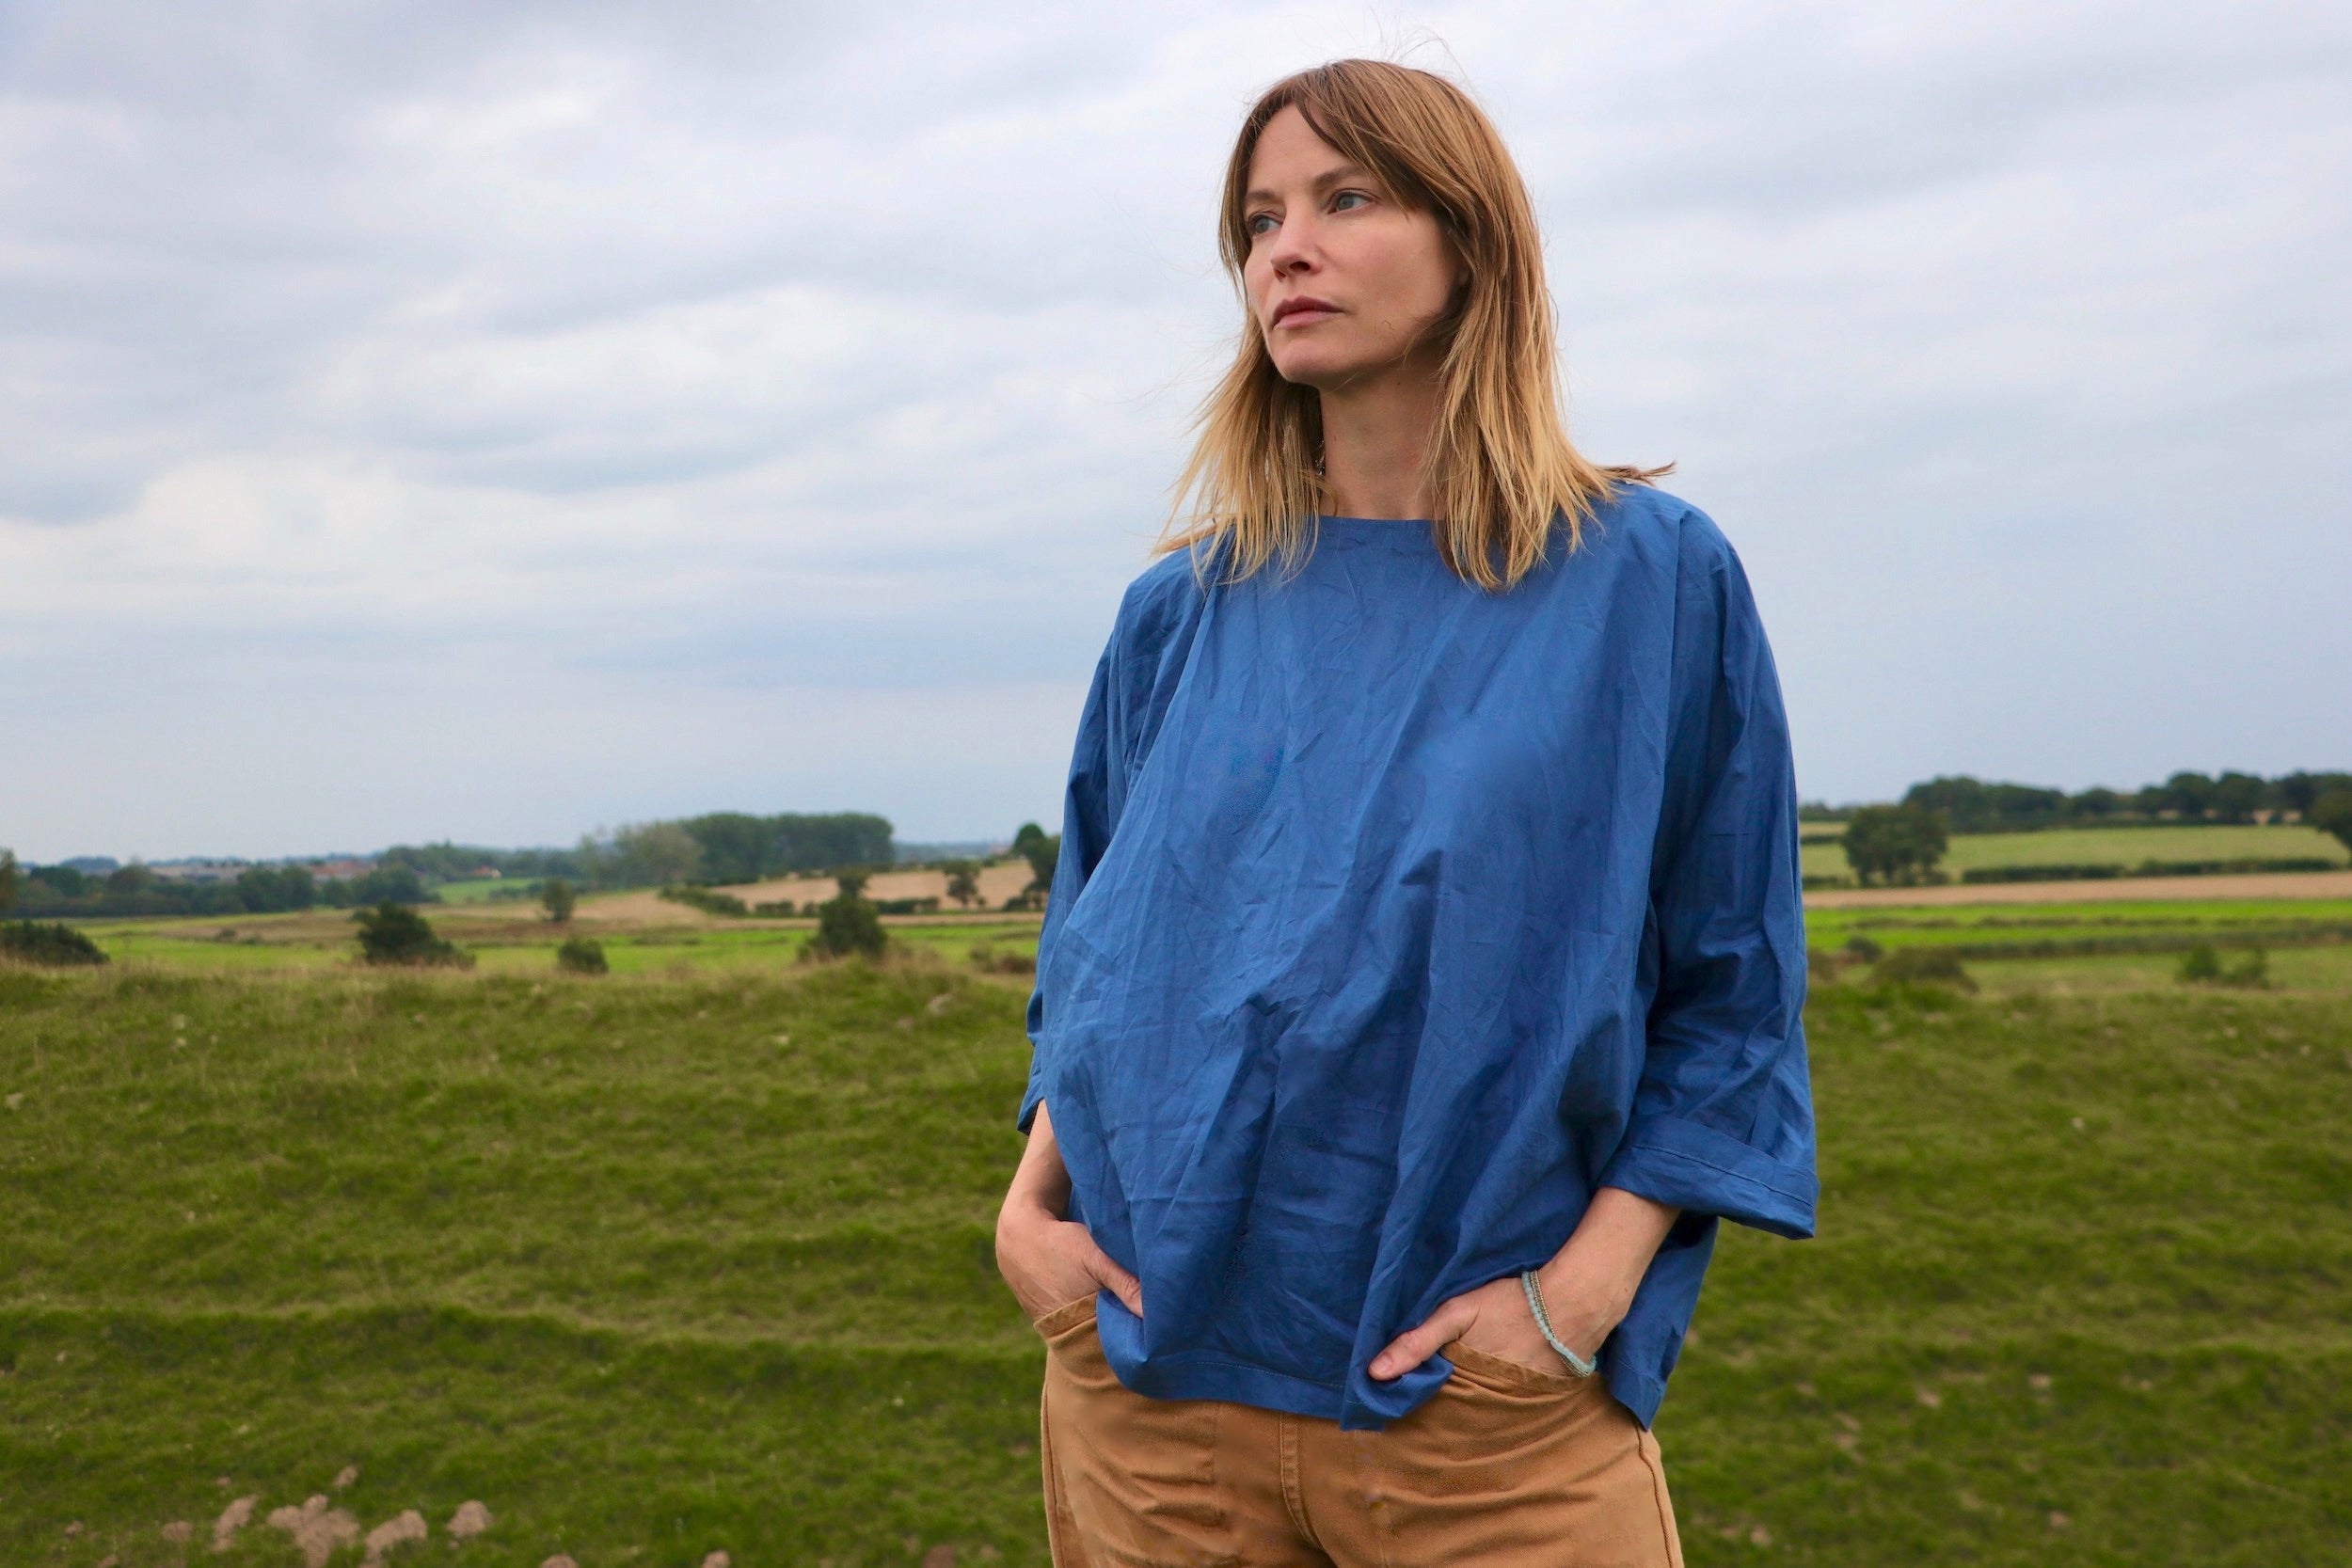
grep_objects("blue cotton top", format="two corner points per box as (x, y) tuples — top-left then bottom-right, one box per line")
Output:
(1020, 484), (1817, 1433)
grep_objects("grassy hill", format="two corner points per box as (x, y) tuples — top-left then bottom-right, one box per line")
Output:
(2, 957), (2346, 1564)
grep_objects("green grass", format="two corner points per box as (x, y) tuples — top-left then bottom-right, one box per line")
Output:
(3, 954), (2346, 1565)
(1801, 823), (2347, 881)
(1804, 898), (2352, 983)
(432, 878), (537, 905)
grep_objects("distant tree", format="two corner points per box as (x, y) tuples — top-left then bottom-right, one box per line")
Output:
(106, 863), (156, 896)
(943, 859), (981, 911)
(2162, 771), (2217, 819)
(1842, 805), (1949, 886)
(235, 864), (317, 913)
(2274, 771), (2352, 818)
(540, 878), (579, 924)
(1901, 776), (2066, 832)
(1018, 832), (1061, 895)
(2211, 771), (2266, 824)
(2130, 784), (2171, 817)
(0, 848), (15, 915)
(679, 812), (775, 885)
(2312, 790), (2352, 858)
(834, 867), (874, 899)
(2069, 786), (2122, 819)
(352, 903), (469, 967)
(613, 821), (704, 889)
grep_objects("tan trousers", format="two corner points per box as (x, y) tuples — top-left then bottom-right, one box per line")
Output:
(1034, 1296), (1684, 1568)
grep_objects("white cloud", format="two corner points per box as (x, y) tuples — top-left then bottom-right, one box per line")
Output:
(1, 0), (2347, 859)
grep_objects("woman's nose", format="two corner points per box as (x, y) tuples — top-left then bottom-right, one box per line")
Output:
(1264, 216), (1317, 276)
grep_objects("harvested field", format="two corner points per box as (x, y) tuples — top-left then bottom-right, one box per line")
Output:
(1808, 869), (2352, 909)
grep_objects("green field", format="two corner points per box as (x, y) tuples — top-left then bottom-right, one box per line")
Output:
(80, 911), (1044, 979)
(4, 918), (2348, 1565)
(1800, 823), (2347, 881)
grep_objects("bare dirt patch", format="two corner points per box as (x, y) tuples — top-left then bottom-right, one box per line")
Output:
(267, 1496), (361, 1568)
(213, 1495), (259, 1551)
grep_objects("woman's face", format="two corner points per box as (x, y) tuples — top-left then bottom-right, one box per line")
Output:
(1241, 104), (1463, 391)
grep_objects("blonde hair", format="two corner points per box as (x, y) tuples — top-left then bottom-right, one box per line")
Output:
(1163, 59), (1662, 591)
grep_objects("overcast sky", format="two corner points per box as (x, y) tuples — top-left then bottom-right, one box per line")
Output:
(2, 1), (2346, 862)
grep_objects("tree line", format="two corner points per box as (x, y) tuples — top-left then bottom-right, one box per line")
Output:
(1811, 768), (2352, 833)
(0, 858), (433, 920)
(383, 811), (896, 891)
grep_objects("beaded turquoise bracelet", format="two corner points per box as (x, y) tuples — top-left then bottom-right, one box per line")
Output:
(1519, 1269), (1599, 1377)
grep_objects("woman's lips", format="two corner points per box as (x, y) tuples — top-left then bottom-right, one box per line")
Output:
(1272, 297), (1341, 328)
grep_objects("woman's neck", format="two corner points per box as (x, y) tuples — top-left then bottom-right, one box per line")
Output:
(1316, 350), (1443, 520)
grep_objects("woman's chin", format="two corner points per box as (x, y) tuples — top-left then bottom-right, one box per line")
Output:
(1269, 346), (1415, 393)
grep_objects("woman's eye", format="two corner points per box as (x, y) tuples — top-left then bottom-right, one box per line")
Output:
(1332, 191), (1371, 212)
(1247, 212), (1279, 237)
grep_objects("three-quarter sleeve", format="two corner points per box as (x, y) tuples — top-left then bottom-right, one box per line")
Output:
(1597, 514), (1819, 1239)
(1019, 635), (1120, 1134)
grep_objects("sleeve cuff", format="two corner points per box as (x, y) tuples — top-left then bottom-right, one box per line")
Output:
(1598, 1114), (1817, 1240)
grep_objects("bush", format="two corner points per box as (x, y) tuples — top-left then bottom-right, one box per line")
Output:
(0, 921), (108, 967)
(752, 900), (797, 917)
(806, 893), (886, 960)
(2180, 942), (2268, 989)
(555, 937), (609, 975)
(1871, 946), (1977, 992)
(541, 878), (579, 923)
(660, 885), (749, 917)
(969, 944), (1036, 975)
(1842, 934), (1884, 962)
(2223, 948), (2271, 988)
(352, 903), (471, 968)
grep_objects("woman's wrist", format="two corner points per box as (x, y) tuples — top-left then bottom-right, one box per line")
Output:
(1532, 1187), (1680, 1346)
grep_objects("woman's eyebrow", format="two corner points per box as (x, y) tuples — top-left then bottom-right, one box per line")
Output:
(1245, 163), (1377, 207)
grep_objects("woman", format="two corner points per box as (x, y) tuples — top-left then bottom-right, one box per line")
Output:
(995, 58), (1815, 1567)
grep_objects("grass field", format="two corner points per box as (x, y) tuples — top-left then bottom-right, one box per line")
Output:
(80, 910), (1045, 979)
(1800, 823), (2348, 881)
(4, 916), (2348, 1565)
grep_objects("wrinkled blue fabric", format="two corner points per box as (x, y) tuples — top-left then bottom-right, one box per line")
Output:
(1021, 485), (1816, 1433)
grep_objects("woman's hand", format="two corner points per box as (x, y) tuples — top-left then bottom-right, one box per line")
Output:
(1368, 1187), (1679, 1381)
(994, 1101), (1145, 1323)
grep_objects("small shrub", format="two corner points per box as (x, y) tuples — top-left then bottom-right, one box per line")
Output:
(969, 944), (1035, 976)
(806, 894), (886, 960)
(0, 921), (108, 967)
(2178, 944), (2269, 989)
(1871, 946), (1977, 992)
(1842, 934), (1884, 962)
(541, 878), (579, 924)
(2221, 947), (2270, 988)
(352, 903), (471, 968)
(555, 937), (609, 975)
(660, 886), (749, 917)
(752, 900), (797, 916)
